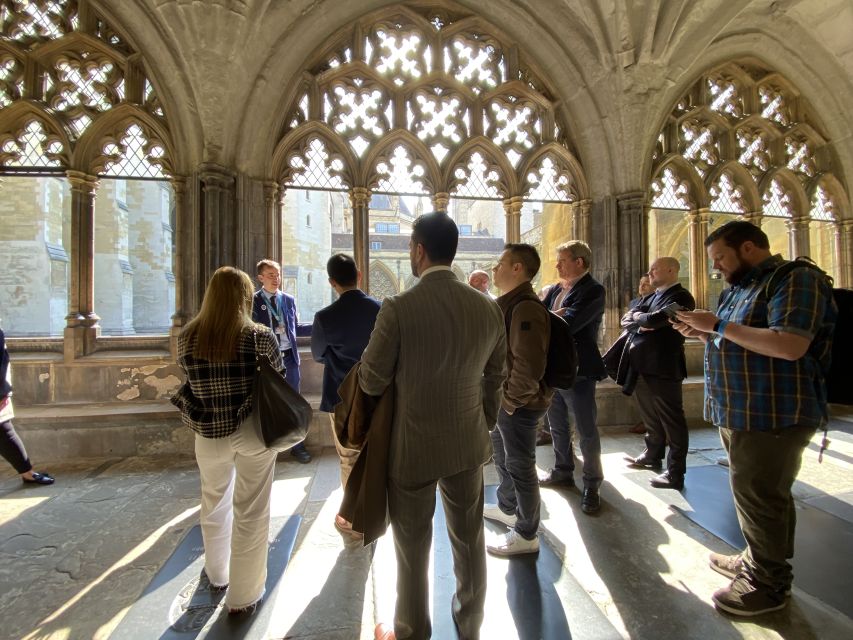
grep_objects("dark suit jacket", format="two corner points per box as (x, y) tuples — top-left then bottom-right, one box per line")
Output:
(544, 273), (606, 379)
(627, 284), (696, 380)
(252, 289), (312, 365)
(311, 289), (381, 412)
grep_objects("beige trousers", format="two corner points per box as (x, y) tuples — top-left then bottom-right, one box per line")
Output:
(329, 413), (360, 490)
(194, 415), (277, 610)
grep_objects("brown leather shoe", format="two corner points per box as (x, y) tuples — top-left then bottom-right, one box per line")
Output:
(375, 622), (396, 640)
(628, 422), (647, 434)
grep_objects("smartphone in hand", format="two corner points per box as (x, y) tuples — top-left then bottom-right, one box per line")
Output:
(661, 302), (687, 318)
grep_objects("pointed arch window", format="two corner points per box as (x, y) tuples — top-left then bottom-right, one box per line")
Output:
(0, 0), (179, 338)
(648, 60), (851, 305)
(271, 2), (588, 320)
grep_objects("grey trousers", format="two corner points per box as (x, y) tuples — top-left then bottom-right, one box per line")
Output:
(721, 425), (815, 591)
(388, 465), (486, 640)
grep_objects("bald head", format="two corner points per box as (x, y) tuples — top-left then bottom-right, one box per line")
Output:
(468, 270), (491, 293)
(647, 257), (680, 288)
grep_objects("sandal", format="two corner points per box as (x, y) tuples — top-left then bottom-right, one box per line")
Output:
(23, 471), (55, 485)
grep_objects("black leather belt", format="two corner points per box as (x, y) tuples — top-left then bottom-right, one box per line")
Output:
(282, 348), (294, 359)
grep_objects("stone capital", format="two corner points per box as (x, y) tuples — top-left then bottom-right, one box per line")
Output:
(349, 187), (371, 208)
(432, 192), (450, 213)
(198, 163), (235, 191)
(65, 170), (99, 194)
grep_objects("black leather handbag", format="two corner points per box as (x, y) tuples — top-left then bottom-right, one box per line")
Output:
(251, 331), (311, 452)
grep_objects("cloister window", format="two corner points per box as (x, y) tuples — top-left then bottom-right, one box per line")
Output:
(648, 60), (850, 306)
(0, 0), (178, 341)
(270, 3), (587, 309)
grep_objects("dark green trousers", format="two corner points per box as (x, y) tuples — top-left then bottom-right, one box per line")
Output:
(721, 425), (815, 592)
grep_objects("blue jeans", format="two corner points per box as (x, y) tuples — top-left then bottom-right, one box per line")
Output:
(491, 407), (546, 540)
(546, 377), (603, 489)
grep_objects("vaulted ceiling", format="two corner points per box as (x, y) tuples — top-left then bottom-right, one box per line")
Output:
(91, 0), (853, 196)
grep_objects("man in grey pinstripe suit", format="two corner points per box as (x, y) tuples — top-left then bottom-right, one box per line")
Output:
(360, 212), (507, 640)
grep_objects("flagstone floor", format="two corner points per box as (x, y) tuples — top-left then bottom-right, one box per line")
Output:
(2, 419), (852, 640)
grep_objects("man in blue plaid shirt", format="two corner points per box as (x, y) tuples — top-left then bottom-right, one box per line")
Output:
(673, 221), (836, 617)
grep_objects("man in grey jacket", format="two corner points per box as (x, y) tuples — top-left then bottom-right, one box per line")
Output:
(360, 212), (506, 640)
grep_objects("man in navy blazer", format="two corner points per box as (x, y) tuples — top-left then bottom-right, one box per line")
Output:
(254, 259), (313, 463)
(311, 253), (380, 529)
(624, 257), (696, 489)
(539, 240), (607, 514)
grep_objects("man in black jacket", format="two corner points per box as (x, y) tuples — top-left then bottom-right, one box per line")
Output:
(311, 253), (380, 534)
(624, 257), (696, 489)
(539, 240), (606, 514)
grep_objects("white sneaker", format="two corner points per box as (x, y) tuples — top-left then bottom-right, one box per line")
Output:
(487, 529), (540, 557)
(483, 503), (517, 528)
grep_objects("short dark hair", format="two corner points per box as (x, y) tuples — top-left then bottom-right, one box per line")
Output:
(705, 220), (770, 250)
(326, 253), (357, 287)
(504, 243), (541, 279)
(411, 212), (458, 263)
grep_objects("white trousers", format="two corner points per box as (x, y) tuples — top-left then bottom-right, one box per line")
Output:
(194, 415), (277, 610)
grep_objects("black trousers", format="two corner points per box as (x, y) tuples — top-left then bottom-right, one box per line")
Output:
(1, 419), (32, 474)
(634, 374), (689, 477)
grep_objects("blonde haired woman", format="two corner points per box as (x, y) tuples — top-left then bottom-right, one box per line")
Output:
(171, 266), (281, 614)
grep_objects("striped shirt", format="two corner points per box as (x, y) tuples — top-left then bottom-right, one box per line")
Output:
(171, 326), (283, 438)
(704, 254), (836, 432)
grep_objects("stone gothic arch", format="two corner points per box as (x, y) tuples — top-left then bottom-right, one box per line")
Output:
(265, 1), (589, 291)
(646, 58), (853, 303)
(0, 0), (182, 351)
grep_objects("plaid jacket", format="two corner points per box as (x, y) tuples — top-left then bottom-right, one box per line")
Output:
(171, 326), (284, 438)
(705, 255), (836, 432)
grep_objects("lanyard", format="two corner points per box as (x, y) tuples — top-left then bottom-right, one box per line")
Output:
(265, 292), (284, 326)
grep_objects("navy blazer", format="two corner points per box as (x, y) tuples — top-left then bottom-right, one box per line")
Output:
(311, 290), (381, 412)
(252, 289), (312, 365)
(544, 273), (606, 379)
(626, 283), (696, 379)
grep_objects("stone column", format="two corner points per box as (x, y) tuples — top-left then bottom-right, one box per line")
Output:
(263, 181), (282, 263)
(432, 192), (450, 213)
(503, 196), (523, 243)
(64, 170), (100, 360)
(838, 219), (853, 288)
(687, 208), (711, 309)
(572, 198), (592, 244)
(788, 214), (810, 259)
(616, 192), (647, 310)
(350, 187), (370, 291)
(198, 164), (236, 286)
(170, 176), (188, 355)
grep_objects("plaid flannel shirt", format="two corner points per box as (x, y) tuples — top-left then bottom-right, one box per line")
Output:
(704, 254), (836, 432)
(171, 326), (283, 438)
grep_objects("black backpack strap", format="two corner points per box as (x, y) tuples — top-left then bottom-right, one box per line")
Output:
(763, 257), (833, 463)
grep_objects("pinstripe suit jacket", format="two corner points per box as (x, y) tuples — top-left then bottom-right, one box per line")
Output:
(358, 268), (507, 483)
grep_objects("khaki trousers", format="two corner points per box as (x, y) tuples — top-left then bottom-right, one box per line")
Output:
(329, 413), (360, 489)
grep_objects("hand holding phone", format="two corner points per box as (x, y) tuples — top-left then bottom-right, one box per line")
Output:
(661, 302), (687, 318)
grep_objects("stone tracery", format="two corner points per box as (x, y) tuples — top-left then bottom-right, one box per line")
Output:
(649, 59), (850, 300)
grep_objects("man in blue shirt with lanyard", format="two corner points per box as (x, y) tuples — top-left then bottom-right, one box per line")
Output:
(253, 259), (313, 463)
(674, 221), (836, 617)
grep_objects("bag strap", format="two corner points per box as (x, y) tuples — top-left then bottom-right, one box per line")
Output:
(762, 257), (832, 464)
